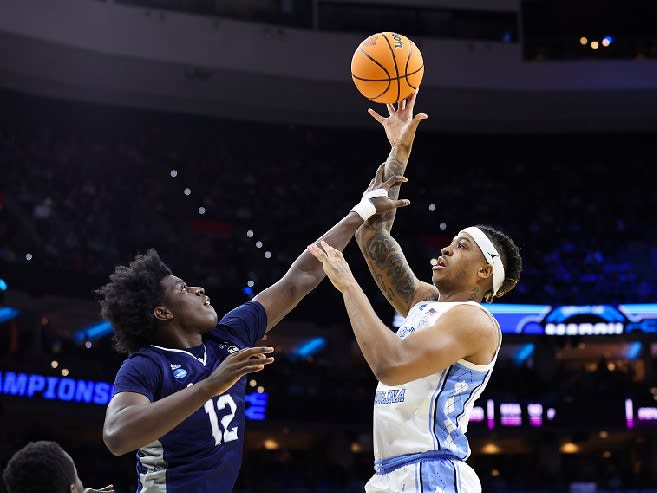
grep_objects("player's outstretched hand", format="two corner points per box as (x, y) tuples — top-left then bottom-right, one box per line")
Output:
(308, 241), (358, 294)
(204, 347), (274, 397)
(84, 485), (115, 493)
(365, 163), (411, 214)
(368, 89), (428, 149)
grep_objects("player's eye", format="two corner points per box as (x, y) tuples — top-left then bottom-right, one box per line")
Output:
(458, 242), (465, 249)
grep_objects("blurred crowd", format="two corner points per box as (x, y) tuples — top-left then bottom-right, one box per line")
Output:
(1, 90), (657, 492)
(1, 90), (656, 308)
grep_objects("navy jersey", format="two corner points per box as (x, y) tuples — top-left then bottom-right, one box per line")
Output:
(111, 301), (267, 493)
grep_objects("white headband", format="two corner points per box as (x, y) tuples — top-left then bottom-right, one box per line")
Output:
(460, 227), (505, 296)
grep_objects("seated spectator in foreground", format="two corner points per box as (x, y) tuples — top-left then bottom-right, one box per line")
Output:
(2, 440), (114, 493)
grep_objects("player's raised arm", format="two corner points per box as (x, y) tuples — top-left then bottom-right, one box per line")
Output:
(253, 169), (409, 332)
(365, 89), (428, 229)
(308, 241), (499, 385)
(357, 213), (436, 318)
(356, 91), (433, 316)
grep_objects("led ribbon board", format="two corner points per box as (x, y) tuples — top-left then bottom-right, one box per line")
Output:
(0, 370), (268, 419)
(487, 304), (657, 335)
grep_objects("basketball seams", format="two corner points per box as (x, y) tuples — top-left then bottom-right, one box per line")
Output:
(351, 54), (390, 101)
(405, 42), (414, 86)
(351, 31), (424, 103)
(407, 69), (423, 89)
(353, 65), (424, 82)
(353, 42), (392, 101)
(357, 46), (391, 78)
(405, 41), (422, 90)
(381, 32), (402, 103)
(353, 79), (392, 102)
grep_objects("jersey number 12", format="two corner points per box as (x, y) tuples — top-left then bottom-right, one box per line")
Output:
(204, 395), (238, 445)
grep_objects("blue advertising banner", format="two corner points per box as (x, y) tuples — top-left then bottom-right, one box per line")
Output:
(487, 304), (657, 335)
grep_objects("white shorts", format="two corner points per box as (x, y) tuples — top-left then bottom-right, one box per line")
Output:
(365, 458), (481, 493)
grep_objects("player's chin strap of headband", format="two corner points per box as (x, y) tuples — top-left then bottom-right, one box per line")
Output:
(351, 189), (389, 221)
(460, 226), (505, 296)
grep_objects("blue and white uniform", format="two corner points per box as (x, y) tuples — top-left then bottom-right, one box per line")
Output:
(111, 301), (267, 493)
(366, 300), (500, 493)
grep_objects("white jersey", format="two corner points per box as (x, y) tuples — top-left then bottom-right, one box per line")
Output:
(372, 300), (500, 463)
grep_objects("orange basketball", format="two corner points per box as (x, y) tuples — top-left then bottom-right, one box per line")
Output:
(351, 32), (424, 104)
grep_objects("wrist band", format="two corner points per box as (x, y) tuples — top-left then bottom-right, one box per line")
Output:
(351, 189), (389, 221)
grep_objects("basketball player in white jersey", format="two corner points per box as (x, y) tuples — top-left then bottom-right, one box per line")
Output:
(308, 92), (522, 493)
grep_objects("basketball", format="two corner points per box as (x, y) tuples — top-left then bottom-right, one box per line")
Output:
(351, 32), (424, 104)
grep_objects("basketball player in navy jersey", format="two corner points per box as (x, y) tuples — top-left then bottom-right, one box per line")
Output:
(96, 170), (410, 493)
(308, 92), (523, 493)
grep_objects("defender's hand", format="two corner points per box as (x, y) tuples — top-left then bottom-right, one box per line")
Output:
(365, 163), (411, 214)
(204, 347), (274, 397)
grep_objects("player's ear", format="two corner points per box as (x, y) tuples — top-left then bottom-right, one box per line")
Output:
(154, 306), (173, 321)
(477, 263), (494, 281)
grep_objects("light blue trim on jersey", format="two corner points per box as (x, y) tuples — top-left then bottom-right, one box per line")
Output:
(428, 367), (449, 450)
(374, 450), (460, 475)
(413, 459), (471, 493)
(455, 369), (491, 434)
(433, 363), (493, 460)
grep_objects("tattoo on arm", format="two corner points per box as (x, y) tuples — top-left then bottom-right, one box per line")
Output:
(381, 149), (407, 228)
(384, 149), (406, 199)
(364, 232), (416, 310)
(363, 214), (383, 231)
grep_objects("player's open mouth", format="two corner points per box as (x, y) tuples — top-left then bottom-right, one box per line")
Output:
(204, 297), (211, 306)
